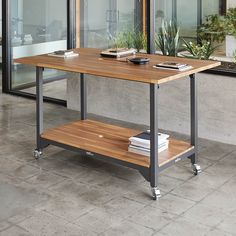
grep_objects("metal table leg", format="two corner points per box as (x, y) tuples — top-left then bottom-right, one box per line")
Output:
(80, 73), (87, 120)
(150, 84), (161, 200)
(190, 74), (201, 175)
(34, 66), (44, 159)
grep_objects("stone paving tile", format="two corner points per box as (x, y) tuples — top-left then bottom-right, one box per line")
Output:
(182, 202), (229, 228)
(99, 220), (154, 236)
(73, 207), (123, 234)
(186, 171), (230, 189)
(158, 174), (184, 193)
(0, 181), (51, 222)
(158, 216), (212, 236)
(48, 178), (95, 198)
(25, 171), (67, 189)
(149, 193), (196, 216)
(0, 157), (41, 180)
(162, 165), (193, 181)
(128, 206), (177, 231)
(198, 142), (236, 161)
(206, 228), (236, 236)
(199, 189), (236, 214)
(171, 181), (215, 202)
(35, 195), (95, 222)
(217, 214), (236, 235)
(101, 196), (146, 219)
(6, 209), (36, 225)
(0, 221), (11, 232)
(0, 225), (32, 236)
(18, 210), (96, 236)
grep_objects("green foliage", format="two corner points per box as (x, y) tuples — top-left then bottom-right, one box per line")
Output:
(155, 20), (180, 56)
(199, 8), (236, 42)
(198, 14), (226, 43)
(182, 39), (218, 60)
(225, 8), (236, 37)
(133, 31), (147, 52)
(112, 31), (147, 51)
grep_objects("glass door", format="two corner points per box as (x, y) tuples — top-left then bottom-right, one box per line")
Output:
(3, 0), (73, 102)
(80, 0), (139, 49)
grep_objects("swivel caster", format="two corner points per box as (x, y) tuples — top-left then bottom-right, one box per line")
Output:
(192, 164), (202, 175)
(151, 187), (161, 200)
(33, 149), (43, 160)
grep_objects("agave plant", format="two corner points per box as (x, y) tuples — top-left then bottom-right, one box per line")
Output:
(155, 20), (180, 56)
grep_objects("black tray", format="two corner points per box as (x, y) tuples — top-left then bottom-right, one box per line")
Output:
(129, 57), (150, 65)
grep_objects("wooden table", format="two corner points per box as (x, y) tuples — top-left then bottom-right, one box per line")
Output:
(15, 48), (220, 200)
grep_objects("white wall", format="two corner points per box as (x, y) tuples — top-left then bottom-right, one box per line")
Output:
(227, 0), (236, 8)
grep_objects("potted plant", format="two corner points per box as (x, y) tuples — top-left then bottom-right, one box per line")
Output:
(225, 8), (236, 57)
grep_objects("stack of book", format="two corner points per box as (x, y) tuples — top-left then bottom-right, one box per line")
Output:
(153, 61), (192, 71)
(128, 131), (169, 156)
(48, 50), (79, 58)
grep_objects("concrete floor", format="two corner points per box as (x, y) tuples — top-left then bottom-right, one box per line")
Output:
(1, 91), (236, 235)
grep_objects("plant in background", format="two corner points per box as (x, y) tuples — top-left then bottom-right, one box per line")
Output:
(182, 38), (218, 60)
(198, 14), (226, 43)
(225, 8), (236, 37)
(112, 30), (147, 51)
(155, 20), (180, 56)
(133, 31), (147, 52)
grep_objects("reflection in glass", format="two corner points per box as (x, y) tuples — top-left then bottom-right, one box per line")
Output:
(11, 0), (67, 96)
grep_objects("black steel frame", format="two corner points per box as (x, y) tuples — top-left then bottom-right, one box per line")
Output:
(35, 64), (199, 197)
(2, 0), (76, 105)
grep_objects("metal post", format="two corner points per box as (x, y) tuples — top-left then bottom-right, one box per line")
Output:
(67, 0), (77, 49)
(150, 84), (160, 199)
(36, 67), (44, 150)
(190, 74), (198, 164)
(146, 0), (156, 54)
(80, 73), (87, 120)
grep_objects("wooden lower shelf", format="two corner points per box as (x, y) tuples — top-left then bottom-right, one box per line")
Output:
(41, 120), (194, 168)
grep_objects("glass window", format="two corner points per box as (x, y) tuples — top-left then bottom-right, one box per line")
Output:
(81, 0), (139, 49)
(11, 0), (68, 99)
(155, 0), (236, 73)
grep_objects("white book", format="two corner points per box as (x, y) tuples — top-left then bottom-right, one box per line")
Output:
(153, 65), (193, 71)
(129, 140), (169, 152)
(128, 143), (169, 156)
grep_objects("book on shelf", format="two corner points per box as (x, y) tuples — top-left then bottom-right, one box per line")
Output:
(153, 61), (192, 71)
(100, 48), (136, 58)
(129, 131), (169, 149)
(128, 141), (169, 157)
(128, 130), (170, 156)
(48, 50), (79, 58)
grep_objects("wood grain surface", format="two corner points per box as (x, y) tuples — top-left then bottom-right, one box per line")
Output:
(15, 48), (221, 84)
(41, 120), (194, 168)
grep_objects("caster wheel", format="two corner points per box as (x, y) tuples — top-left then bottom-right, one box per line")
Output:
(151, 187), (161, 200)
(192, 164), (202, 175)
(33, 149), (43, 160)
